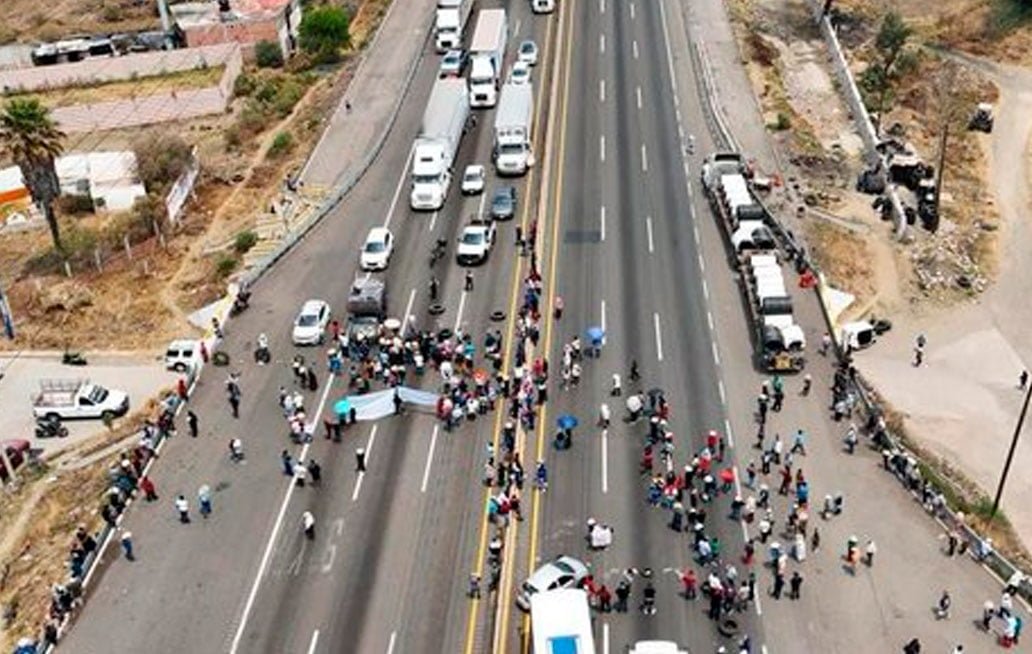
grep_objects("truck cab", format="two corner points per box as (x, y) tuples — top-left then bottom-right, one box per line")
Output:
(410, 143), (451, 210)
(469, 56), (500, 107)
(531, 0), (556, 13)
(32, 380), (130, 422)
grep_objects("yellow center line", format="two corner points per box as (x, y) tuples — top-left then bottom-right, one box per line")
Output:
(462, 9), (558, 654)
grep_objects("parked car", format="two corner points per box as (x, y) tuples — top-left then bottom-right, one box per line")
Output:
(360, 227), (395, 271)
(439, 49), (467, 78)
(490, 186), (517, 220)
(292, 299), (331, 345)
(461, 164), (486, 195)
(518, 40), (538, 66)
(516, 555), (590, 611)
(0, 439), (31, 481)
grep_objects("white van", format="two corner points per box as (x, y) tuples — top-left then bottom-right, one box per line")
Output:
(165, 339), (200, 372)
(532, 0), (555, 14)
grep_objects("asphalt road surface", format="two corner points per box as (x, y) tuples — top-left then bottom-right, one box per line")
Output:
(58, 0), (1028, 651)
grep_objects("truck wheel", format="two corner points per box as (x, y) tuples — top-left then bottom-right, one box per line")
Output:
(45, 413), (61, 423)
(101, 411), (115, 422)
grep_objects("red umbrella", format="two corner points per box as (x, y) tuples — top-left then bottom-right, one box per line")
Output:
(719, 468), (736, 484)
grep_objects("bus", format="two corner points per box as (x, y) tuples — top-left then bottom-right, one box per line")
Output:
(530, 589), (596, 654)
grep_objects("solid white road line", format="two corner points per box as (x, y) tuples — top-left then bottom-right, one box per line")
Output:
(641, 143), (648, 172)
(602, 622), (610, 654)
(646, 216), (654, 253)
(454, 290), (468, 332)
(387, 631), (397, 654)
(632, 40), (639, 59)
(382, 143), (416, 230)
(653, 312), (664, 361)
(601, 428), (609, 494)
(636, 86), (643, 110)
(600, 205), (606, 241)
(599, 79), (606, 103)
(600, 135), (606, 162)
(600, 299), (607, 334)
(402, 288), (416, 326)
(659, 1), (680, 95)
(600, 33), (605, 54)
(421, 424), (440, 493)
(308, 630), (320, 654)
(352, 425), (378, 502)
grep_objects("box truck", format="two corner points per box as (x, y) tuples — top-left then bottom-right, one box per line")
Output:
(435, 0), (473, 52)
(493, 83), (534, 175)
(410, 78), (470, 210)
(468, 9), (507, 108)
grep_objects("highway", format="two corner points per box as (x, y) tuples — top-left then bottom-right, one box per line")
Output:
(57, 0), (1030, 651)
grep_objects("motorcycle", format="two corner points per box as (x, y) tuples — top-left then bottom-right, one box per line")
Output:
(231, 290), (252, 317)
(62, 350), (87, 366)
(36, 416), (69, 439)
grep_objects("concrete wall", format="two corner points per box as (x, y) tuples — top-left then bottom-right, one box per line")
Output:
(814, 7), (908, 238)
(0, 44), (238, 93)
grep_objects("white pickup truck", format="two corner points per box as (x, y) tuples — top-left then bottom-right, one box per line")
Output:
(32, 379), (130, 421)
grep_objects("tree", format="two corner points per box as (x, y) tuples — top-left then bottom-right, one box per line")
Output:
(1, 98), (66, 253)
(255, 40), (284, 68)
(299, 6), (351, 63)
(875, 11), (913, 80)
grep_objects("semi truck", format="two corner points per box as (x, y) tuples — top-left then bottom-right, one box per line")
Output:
(493, 83), (534, 175)
(435, 0), (473, 52)
(468, 9), (508, 108)
(530, 589), (596, 654)
(701, 152), (806, 373)
(410, 77), (470, 211)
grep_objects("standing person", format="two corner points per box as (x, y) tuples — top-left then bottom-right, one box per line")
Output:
(789, 571), (803, 599)
(680, 568), (697, 600)
(198, 485), (212, 518)
(465, 270), (474, 292)
(175, 495), (190, 523)
(308, 459), (322, 485)
(791, 429), (807, 455)
(598, 403), (610, 429)
(1020, 370), (1029, 391)
(294, 460), (308, 487)
(630, 360), (640, 382)
(820, 333), (832, 356)
(864, 539), (877, 567)
(535, 460), (548, 492)
(355, 447), (367, 472)
(553, 296), (564, 321)
(429, 276), (439, 302)
(801, 374), (812, 396)
(120, 530), (134, 561)
(281, 450), (293, 476)
(228, 392), (240, 418)
(187, 410), (199, 438)
(139, 476), (158, 502)
(771, 572), (785, 599)
(611, 373), (622, 397)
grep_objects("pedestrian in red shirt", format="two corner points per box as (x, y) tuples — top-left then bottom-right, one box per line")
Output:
(597, 584), (612, 612)
(680, 568), (697, 600)
(140, 476), (158, 502)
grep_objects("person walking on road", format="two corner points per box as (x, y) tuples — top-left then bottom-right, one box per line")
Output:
(140, 475), (158, 502)
(789, 571), (803, 599)
(934, 590), (951, 619)
(187, 410), (198, 438)
(120, 530), (134, 561)
(1020, 370), (1029, 391)
(465, 270), (474, 292)
(771, 572), (785, 599)
(175, 495), (190, 523)
(198, 485), (212, 518)
(355, 447), (367, 472)
(302, 511), (315, 539)
(535, 460), (548, 491)
(294, 460), (308, 487)
(308, 459), (322, 485)
(228, 392), (240, 418)
(429, 276), (439, 302)
(864, 539), (877, 567)
(281, 450), (293, 476)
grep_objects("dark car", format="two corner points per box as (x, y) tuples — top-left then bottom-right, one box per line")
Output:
(0, 439), (31, 481)
(490, 186), (517, 220)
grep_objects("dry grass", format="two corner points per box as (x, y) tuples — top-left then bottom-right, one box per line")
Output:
(4, 67), (226, 109)
(0, 0), (155, 44)
(806, 219), (876, 302)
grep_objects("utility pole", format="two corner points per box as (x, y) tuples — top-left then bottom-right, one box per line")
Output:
(990, 381), (1032, 520)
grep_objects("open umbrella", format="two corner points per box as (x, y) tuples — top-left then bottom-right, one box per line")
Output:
(472, 368), (490, 384)
(333, 397), (352, 417)
(557, 414), (579, 430)
(586, 326), (605, 344)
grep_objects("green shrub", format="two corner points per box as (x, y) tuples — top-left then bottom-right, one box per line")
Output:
(57, 194), (95, 215)
(266, 131), (294, 158)
(299, 6), (352, 63)
(234, 230), (258, 254)
(216, 254), (239, 277)
(772, 112), (791, 131)
(233, 73), (257, 98)
(255, 40), (285, 68)
(134, 133), (193, 192)
(101, 3), (123, 22)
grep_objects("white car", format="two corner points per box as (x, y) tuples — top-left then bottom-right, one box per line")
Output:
(509, 60), (531, 85)
(360, 227), (394, 271)
(461, 164), (486, 195)
(456, 220), (496, 266)
(292, 299), (331, 345)
(516, 555), (590, 611)
(518, 40), (538, 66)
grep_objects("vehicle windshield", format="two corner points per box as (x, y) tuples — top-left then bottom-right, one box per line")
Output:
(498, 144), (524, 155)
(444, 54), (459, 65)
(553, 561), (574, 574)
(88, 386), (109, 403)
(461, 231), (485, 245)
(298, 313), (320, 327)
(494, 197), (512, 209)
(464, 170), (482, 181)
(521, 44), (534, 54)
(413, 174), (440, 184)
(365, 241), (386, 253)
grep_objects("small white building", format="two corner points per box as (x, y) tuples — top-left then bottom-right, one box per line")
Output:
(54, 150), (147, 212)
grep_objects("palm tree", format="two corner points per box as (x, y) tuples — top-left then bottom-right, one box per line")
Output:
(0, 98), (66, 253)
